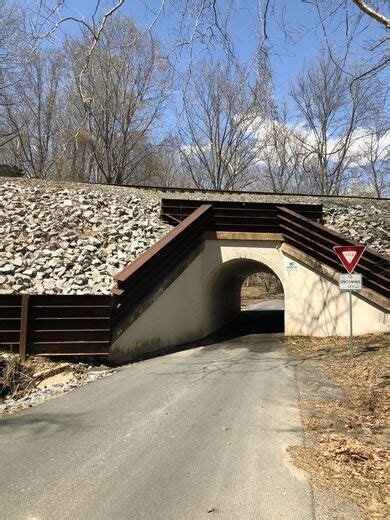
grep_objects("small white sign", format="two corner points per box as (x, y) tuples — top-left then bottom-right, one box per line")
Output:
(286, 260), (298, 272)
(339, 273), (362, 291)
(342, 251), (356, 263)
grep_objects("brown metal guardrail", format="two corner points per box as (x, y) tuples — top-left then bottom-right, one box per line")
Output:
(112, 204), (212, 324)
(112, 200), (388, 346)
(278, 207), (389, 299)
(161, 199), (323, 231)
(0, 294), (111, 360)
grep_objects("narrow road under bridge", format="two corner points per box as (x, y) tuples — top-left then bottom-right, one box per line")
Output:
(1, 335), (352, 519)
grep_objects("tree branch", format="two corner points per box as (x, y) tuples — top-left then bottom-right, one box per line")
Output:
(352, 0), (390, 28)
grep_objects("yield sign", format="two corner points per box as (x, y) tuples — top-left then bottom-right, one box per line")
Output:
(333, 246), (366, 274)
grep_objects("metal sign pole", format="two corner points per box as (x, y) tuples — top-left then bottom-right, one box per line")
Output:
(334, 246), (365, 361)
(349, 289), (353, 360)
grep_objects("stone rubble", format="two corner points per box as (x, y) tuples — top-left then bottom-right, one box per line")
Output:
(0, 179), (388, 295)
(0, 180), (171, 294)
(323, 204), (389, 255)
(0, 367), (116, 414)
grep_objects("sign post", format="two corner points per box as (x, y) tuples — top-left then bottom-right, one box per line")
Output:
(333, 246), (365, 359)
(349, 289), (353, 359)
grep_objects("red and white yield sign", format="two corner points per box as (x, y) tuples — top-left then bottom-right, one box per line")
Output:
(333, 246), (366, 273)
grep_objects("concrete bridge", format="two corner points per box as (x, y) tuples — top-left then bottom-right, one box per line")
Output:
(110, 200), (389, 361)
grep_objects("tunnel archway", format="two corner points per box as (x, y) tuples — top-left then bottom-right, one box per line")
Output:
(241, 270), (284, 310)
(203, 258), (285, 337)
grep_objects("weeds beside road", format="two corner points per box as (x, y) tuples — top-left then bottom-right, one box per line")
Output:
(0, 351), (114, 414)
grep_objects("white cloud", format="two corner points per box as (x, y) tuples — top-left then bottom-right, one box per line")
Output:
(255, 118), (390, 167)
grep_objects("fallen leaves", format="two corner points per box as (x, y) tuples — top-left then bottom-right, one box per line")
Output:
(288, 333), (390, 519)
(289, 435), (389, 519)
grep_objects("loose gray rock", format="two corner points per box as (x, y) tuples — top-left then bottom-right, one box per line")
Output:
(0, 180), (171, 294)
(0, 178), (388, 295)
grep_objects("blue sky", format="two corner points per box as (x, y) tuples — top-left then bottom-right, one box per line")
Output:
(56, 0), (388, 108)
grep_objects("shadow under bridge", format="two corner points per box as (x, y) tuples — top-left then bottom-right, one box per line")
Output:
(203, 258), (285, 340)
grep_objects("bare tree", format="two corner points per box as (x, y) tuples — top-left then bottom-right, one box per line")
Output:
(64, 14), (171, 185)
(357, 119), (389, 197)
(352, 0), (389, 27)
(1, 48), (64, 178)
(164, 1), (389, 85)
(53, 129), (95, 182)
(0, 3), (105, 179)
(143, 136), (191, 188)
(178, 61), (263, 190)
(290, 51), (381, 195)
(28, 0), (125, 76)
(0, 1), (29, 80)
(0, 0), (32, 151)
(256, 106), (306, 193)
(291, 1), (389, 87)
(2, 0), (387, 192)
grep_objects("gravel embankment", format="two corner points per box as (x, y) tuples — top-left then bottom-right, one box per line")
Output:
(0, 179), (388, 294)
(0, 180), (170, 294)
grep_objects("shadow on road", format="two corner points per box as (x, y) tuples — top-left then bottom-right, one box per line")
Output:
(0, 411), (87, 435)
(129, 309), (285, 362)
(212, 309), (284, 340)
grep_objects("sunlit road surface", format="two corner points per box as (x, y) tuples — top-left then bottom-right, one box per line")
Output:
(1, 334), (315, 520)
(246, 298), (285, 311)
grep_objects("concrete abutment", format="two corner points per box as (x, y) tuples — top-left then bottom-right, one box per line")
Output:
(110, 235), (388, 361)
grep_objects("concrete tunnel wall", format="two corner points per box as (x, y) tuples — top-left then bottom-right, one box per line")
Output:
(110, 240), (286, 361)
(202, 256), (282, 334)
(110, 238), (388, 361)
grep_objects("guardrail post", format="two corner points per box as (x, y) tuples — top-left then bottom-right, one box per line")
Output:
(19, 294), (30, 361)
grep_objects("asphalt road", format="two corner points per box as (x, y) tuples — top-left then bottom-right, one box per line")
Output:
(246, 299), (285, 311)
(1, 334), (315, 520)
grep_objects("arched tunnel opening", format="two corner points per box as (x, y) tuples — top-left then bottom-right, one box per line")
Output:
(238, 270), (284, 335)
(204, 258), (284, 340)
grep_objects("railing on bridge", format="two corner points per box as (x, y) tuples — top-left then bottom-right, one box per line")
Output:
(161, 199), (323, 232)
(112, 204), (213, 325)
(278, 207), (389, 299)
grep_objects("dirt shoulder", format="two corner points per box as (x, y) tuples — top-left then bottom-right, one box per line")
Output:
(289, 334), (389, 519)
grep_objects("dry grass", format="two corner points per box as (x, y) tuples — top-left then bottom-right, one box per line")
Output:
(0, 353), (89, 401)
(288, 334), (390, 519)
(241, 285), (284, 308)
(0, 354), (35, 398)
